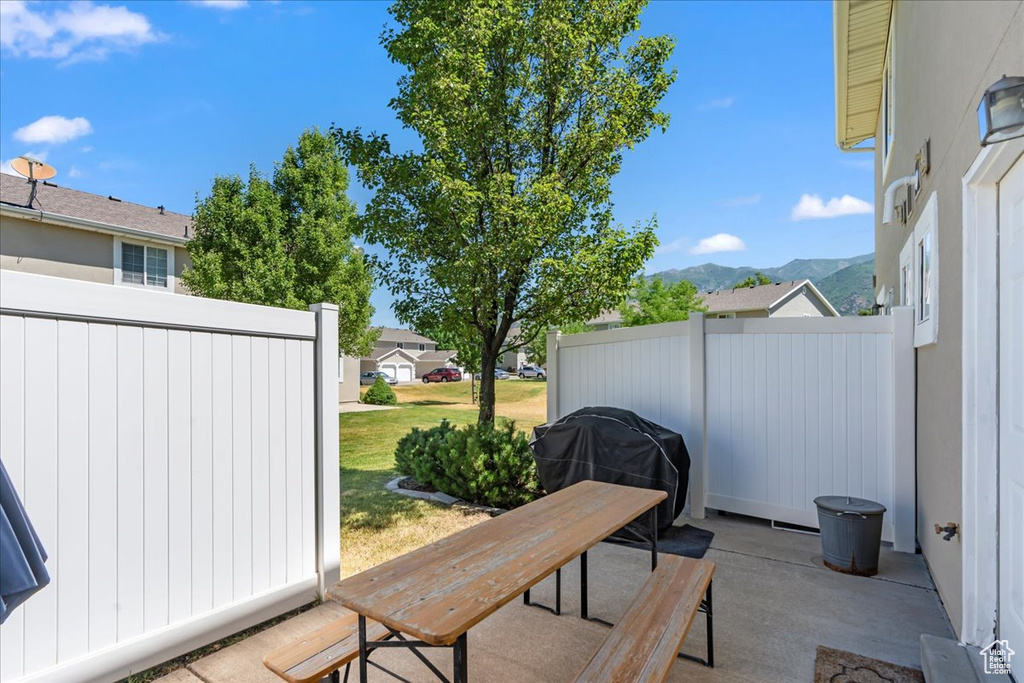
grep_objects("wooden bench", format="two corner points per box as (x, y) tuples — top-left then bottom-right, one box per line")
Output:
(263, 611), (390, 683)
(574, 555), (715, 683)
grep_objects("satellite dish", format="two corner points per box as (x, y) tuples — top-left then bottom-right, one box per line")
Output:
(10, 156), (57, 181)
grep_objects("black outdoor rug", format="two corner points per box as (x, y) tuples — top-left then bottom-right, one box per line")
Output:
(605, 524), (714, 559)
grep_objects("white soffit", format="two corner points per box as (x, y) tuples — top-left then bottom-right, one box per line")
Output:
(834, 0), (893, 150)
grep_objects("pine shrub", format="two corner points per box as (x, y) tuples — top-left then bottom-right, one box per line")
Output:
(362, 375), (397, 405)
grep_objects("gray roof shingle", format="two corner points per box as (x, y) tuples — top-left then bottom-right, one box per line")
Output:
(0, 172), (191, 241)
(700, 280), (810, 313)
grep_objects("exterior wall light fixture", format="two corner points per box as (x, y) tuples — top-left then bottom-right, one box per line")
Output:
(978, 75), (1024, 146)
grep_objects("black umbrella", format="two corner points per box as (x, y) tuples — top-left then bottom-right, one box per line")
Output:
(0, 458), (50, 624)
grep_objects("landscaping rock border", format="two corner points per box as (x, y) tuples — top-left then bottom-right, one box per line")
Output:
(385, 476), (506, 517)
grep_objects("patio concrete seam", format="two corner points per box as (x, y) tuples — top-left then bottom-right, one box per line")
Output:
(709, 546), (940, 592)
(183, 664), (216, 683)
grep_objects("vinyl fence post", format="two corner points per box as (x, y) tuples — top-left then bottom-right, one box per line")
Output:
(688, 312), (706, 519)
(311, 303), (341, 597)
(891, 306), (916, 553)
(546, 330), (561, 424)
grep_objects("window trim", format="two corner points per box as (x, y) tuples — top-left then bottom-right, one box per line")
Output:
(880, 11), (896, 178)
(113, 237), (175, 291)
(912, 192), (939, 347)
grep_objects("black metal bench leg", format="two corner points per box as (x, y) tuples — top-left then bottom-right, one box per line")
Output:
(453, 632), (468, 683)
(705, 580), (714, 668)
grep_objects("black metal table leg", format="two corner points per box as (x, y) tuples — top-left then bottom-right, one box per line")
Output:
(358, 615), (368, 683)
(580, 550), (588, 620)
(650, 508), (659, 571)
(453, 633), (468, 683)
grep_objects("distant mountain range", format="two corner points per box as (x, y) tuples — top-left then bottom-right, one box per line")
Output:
(649, 252), (875, 316)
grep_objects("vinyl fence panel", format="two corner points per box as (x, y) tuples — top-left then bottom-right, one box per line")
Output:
(0, 271), (339, 683)
(548, 312), (915, 550)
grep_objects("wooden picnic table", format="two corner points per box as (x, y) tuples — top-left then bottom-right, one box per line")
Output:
(327, 480), (667, 683)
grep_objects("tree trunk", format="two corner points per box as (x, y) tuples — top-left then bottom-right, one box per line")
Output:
(477, 345), (498, 424)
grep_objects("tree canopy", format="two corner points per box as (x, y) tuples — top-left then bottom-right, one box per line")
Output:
(734, 272), (772, 289)
(337, 0), (675, 423)
(183, 128), (376, 356)
(619, 277), (706, 327)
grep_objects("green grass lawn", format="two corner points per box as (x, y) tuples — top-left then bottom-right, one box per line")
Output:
(340, 379), (547, 576)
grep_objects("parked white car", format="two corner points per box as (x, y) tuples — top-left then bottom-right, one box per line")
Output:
(360, 371), (398, 386)
(518, 365), (546, 380)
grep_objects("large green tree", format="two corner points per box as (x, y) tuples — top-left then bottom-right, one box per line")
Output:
(338, 0), (675, 423)
(184, 129), (376, 355)
(619, 277), (706, 327)
(733, 272), (772, 289)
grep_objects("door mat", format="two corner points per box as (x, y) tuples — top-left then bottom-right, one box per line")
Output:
(606, 524), (714, 559)
(814, 646), (924, 683)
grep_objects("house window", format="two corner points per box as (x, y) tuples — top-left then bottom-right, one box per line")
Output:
(912, 192), (939, 347)
(419, 343), (425, 351)
(881, 12), (895, 174)
(899, 234), (914, 306)
(115, 238), (173, 290)
(396, 342), (404, 349)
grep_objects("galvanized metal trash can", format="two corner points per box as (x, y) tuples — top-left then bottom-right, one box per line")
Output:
(814, 496), (886, 576)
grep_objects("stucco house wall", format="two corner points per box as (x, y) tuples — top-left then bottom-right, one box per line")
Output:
(0, 216), (114, 284)
(871, 0), (1024, 634)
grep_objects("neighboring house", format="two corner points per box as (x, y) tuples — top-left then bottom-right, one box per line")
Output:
(0, 171), (191, 293)
(584, 279), (838, 328)
(496, 326), (530, 370)
(0, 172), (364, 403)
(699, 279), (838, 318)
(361, 327), (458, 381)
(833, 0), (1023, 651)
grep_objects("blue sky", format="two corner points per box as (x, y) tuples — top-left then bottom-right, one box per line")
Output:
(0, 0), (875, 327)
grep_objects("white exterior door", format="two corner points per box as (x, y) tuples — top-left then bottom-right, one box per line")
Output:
(999, 155), (1024, 654)
(397, 364), (413, 382)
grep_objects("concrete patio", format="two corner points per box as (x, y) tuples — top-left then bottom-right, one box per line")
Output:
(155, 512), (952, 683)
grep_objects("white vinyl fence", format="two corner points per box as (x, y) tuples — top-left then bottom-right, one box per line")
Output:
(547, 309), (915, 552)
(0, 271), (340, 683)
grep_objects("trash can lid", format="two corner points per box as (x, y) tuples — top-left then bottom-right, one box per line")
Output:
(814, 495), (886, 515)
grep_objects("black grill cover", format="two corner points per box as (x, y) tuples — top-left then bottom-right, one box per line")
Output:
(529, 407), (690, 534)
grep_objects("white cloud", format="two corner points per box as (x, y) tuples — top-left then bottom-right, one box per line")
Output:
(13, 115), (93, 144)
(188, 0), (249, 8)
(0, 1), (160, 64)
(790, 193), (873, 221)
(698, 97), (734, 110)
(655, 237), (689, 256)
(68, 165), (83, 178)
(720, 193), (761, 207)
(689, 233), (746, 255)
(80, 145), (93, 153)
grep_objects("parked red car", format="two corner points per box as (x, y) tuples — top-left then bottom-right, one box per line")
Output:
(422, 367), (463, 383)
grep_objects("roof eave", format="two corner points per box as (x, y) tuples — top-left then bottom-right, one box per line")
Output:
(1, 203), (188, 246)
(834, 0), (892, 151)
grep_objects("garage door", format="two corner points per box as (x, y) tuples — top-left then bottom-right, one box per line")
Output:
(379, 364), (397, 380)
(397, 364), (413, 382)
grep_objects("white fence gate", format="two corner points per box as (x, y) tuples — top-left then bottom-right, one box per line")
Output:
(0, 271), (341, 683)
(547, 310), (915, 552)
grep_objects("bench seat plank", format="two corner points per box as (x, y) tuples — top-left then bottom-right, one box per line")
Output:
(575, 555), (715, 683)
(263, 611), (390, 683)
